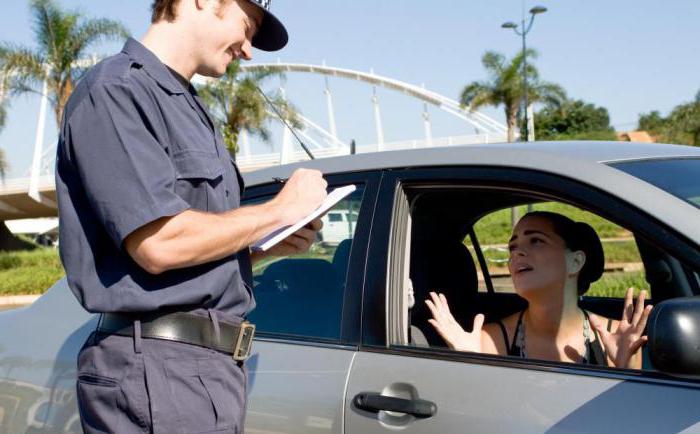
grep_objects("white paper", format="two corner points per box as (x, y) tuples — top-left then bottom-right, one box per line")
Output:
(251, 184), (357, 252)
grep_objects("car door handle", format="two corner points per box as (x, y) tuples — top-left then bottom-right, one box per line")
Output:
(352, 392), (437, 418)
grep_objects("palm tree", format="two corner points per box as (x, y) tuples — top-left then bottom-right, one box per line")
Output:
(0, 0), (130, 128)
(0, 75), (9, 179)
(460, 49), (566, 142)
(0, 102), (6, 178)
(0, 147), (7, 180)
(198, 61), (302, 158)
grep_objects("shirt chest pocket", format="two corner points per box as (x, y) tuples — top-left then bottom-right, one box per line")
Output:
(172, 150), (225, 212)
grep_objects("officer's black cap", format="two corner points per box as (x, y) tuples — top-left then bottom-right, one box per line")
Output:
(247, 0), (288, 51)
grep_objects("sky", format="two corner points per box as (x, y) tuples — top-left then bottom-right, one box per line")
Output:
(1, 0), (699, 178)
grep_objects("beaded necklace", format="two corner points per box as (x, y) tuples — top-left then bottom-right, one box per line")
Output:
(514, 309), (593, 363)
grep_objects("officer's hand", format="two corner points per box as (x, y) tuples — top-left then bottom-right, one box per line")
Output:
(266, 218), (323, 257)
(272, 169), (327, 225)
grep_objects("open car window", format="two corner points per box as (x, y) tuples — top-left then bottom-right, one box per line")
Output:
(392, 184), (698, 373)
(470, 203), (647, 299)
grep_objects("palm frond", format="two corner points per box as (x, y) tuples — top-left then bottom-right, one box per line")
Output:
(460, 81), (494, 109)
(0, 43), (45, 80)
(250, 67), (283, 83)
(0, 103), (6, 132)
(198, 61), (300, 153)
(70, 18), (130, 60)
(481, 51), (504, 73)
(530, 82), (567, 108)
(31, 0), (65, 63)
(0, 43), (45, 97)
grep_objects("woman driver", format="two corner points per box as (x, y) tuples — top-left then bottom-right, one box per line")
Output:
(426, 211), (652, 369)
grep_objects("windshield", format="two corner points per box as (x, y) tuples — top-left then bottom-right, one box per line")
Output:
(611, 158), (700, 209)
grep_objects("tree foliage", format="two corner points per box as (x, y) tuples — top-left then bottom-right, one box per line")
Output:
(0, 0), (130, 128)
(198, 61), (302, 157)
(459, 49), (566, 142)
(637, 90), (700, 146)
(534, 99), (616, 141)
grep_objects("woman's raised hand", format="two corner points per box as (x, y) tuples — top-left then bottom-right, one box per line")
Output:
(589, 288), (653, 369)
(425, 291), (484, 352)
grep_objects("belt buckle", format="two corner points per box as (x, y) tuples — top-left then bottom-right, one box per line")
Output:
(233, 321), (255, 361)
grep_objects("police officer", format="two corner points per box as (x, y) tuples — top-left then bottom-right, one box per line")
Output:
(56, 1), (327, 432)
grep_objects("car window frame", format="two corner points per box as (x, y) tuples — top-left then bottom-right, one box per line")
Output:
(362, 165), (700, 388)
(242, 170), (382, 347)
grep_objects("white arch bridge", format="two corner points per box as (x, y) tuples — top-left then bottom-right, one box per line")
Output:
(0, 62), (507, 221)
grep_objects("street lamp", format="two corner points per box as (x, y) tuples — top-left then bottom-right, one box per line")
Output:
(502, 5), (547, 142)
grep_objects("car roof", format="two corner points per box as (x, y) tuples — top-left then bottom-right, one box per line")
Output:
(243, 141), (700, 246)
(244, 141), (700, 186)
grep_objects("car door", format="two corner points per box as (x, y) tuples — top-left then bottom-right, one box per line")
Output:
(242, 171), (380, 434)
(344, 167), (700, 434)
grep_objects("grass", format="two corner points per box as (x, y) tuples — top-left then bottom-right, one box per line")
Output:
(470, 202), (630, 245)
(587, 271), (648, 298)
(603, 240), (642, 263)
(0, 242), (339, 296)
(0, 249), (65, 295)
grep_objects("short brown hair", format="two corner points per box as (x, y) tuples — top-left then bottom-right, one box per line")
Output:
(151, 0), (180, 23)
(151, 0), (234, 23)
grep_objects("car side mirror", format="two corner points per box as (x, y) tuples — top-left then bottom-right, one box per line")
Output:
(647, 296), (700, 379)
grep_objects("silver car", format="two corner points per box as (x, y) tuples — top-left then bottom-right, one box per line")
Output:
(1, 141), (700, 434)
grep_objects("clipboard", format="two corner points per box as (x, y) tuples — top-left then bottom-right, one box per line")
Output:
(251, 184), (357, 252)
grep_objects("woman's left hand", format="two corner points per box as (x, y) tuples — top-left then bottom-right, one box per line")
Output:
(589, 288), (653, 369)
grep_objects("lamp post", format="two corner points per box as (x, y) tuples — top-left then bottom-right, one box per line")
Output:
(502, 5), (547, 142)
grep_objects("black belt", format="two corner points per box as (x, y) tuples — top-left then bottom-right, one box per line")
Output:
(98, 312), (255, 361)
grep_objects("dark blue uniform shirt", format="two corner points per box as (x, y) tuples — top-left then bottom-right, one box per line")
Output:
(56, 38), (254, 317)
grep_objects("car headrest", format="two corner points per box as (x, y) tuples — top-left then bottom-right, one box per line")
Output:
(409, 239), (479, 346)
(256, 258), (340, 296)
(332, 238), (353, 279)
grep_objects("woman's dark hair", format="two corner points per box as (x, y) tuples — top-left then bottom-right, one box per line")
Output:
(523, 211), (605, 295)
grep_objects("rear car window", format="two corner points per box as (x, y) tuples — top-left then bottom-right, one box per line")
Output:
(611, 158), (700, 209)
(246, 185), (364, 341)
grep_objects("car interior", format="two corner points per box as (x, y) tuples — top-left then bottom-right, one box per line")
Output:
(249, 239), (352, 340)
(401, 186), (699, 362)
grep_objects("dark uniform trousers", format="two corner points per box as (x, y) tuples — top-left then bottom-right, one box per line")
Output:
(77, 316), (247, 434)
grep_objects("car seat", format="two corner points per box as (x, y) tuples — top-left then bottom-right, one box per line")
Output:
(251, 258), (343, 338)
(409, 239), (479, 347)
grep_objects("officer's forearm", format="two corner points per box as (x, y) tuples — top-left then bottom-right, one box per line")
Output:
(124, 201), (286, 274)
